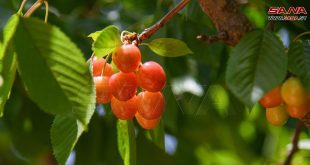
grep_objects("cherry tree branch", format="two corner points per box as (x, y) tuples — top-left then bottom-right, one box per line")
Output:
(283, 121), (304, 165)
(136, 0), (189, 43)
(197, 0), (253, 46)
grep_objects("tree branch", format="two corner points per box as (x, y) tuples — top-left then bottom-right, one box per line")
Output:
(197, 0), (253, 46)
(136, 0), (189, 43)
(283, 121), (304, 165)
(197, 32), (228, 44)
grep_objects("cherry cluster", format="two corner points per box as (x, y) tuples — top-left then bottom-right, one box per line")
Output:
(92, 44), (166, 129)
(260, 77), (310, 126)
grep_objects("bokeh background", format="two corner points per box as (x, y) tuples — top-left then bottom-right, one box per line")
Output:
(0, 0), (310, 164)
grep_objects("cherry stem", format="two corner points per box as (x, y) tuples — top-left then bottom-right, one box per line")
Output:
(24, 0), (44, 18)
(101, 54), (111, 77)
(283, 121), (304, 165)
(43, 1), (49, 23)
(137, 0), (189, 43)
(17, 0), (28, 15)
(294, 31), (310, 42)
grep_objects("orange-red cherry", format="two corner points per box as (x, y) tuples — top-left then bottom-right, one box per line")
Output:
(112, 44), (141, 73)
(111, 96), (138, 120)
(135, 112), (160, 130)
(286, 103), (310, 119)
(259, 86), (283, 108)
(137, 91), (165, 120)
(266, 105), (288, 126)
(94, 76), (111, 103)
(109, 72), (138, 101)
(92, 57), (114, 77)
(137, 61), (166, 92)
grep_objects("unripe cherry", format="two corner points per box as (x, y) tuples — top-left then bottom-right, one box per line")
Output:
(112, 44), (141, 73)
(266, 105), (288, 126)
(137, 91), (165, 120)
(92, 57), (114, 77)
(281, 77), (307, 106)
(109, 72), (138, 101)
(137, 61), (166, 92)
(111, 96), (138, 120)
(135, 112), (160, 130)
(94, 76), (111, 103)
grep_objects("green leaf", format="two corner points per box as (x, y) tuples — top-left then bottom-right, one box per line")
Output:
(88, 31), (101, 41)
(117, 119), (136, 165)
(146, 120), (165, 149)
(0, 14), (19, 116)
(288, 40), (310, 91)
(13, 16), (95, 125)
(0, 14), (19, 59)
(51, 115), (84, 165)
(226, 30), (287, 107)
(144, 38), (193, 57)
(91, 25), (121, 58)
(0, 54), (16, 117)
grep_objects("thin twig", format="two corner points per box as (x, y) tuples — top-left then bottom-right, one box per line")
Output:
(137, 0), (189, 43)
(24, 0), (43, 18)
(294, 31), (310, 42)
(43, 0), (49, 23)
(197, 32), (228, 44)
(18, 0), (28, 14)
(283, 121), (304, 165)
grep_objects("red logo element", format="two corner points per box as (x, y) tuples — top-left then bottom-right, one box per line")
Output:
(268, 7), (307, 15)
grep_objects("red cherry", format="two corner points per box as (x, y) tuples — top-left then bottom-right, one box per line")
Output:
(109, 72), (138, 101)
(137, 91), (165, 120)
(111, 96), (138, 120)
(137, 61), (166, 92)
(135, 112), (160, 129)
(92, 57), (114, 77)
(259, 86), (283, 108)
(94, 76), (111, 103)
(112, 44), (141, 73)
(286, 103), (310, 119)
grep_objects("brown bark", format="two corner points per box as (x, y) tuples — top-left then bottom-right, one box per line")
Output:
(197, 0), (253, 46)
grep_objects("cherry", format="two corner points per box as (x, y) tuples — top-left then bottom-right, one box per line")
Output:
(135, 112), (160, 130)
(281, 77), (307, 106)
(94, 76), (111, 103)
(259, 86), (283, 108)
(137, 91), (165, 120)
(111, 96), (138, 120)
(286, 103), (310, 119)
(266, 105), (288, 126)
(92, 57), (114, 77)
(112, 44), (141, 73)
(137, 61), (166, 92)
(109, 72), (138, 101)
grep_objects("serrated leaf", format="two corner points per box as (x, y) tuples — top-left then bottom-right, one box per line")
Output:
(144, 38), (193, 57)
(91, 25), (121, 58)
(13, 16), (95, 125)
(117, 119), (136, 165)
(0, 14), (19, 116)
(226, 30), (287, 107)
(51, 115), (84, 165)
(288, 40), (310, 91)
(88, 31), (101, 41)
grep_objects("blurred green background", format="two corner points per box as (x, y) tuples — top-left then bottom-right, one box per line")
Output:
(0, 0), (310, 164)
